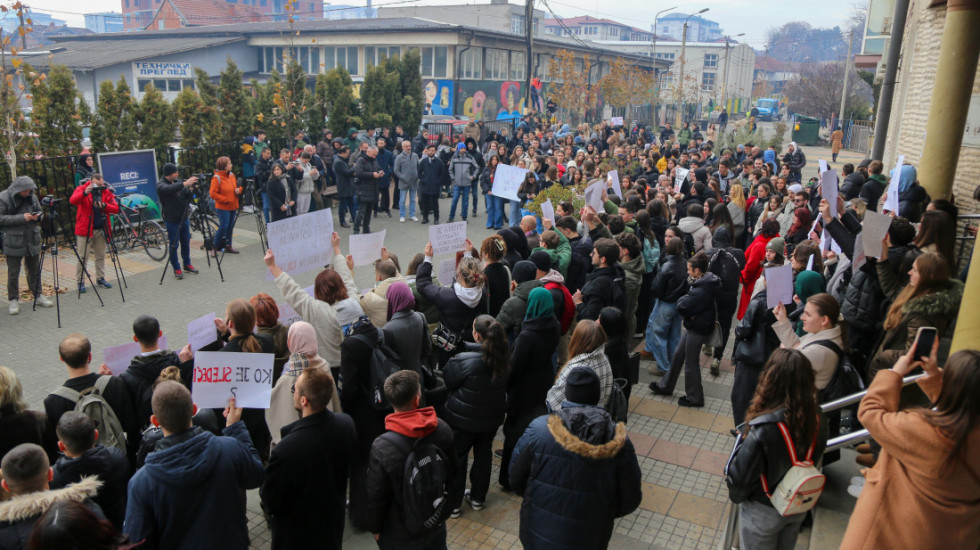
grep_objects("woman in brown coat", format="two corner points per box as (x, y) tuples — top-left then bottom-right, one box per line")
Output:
(830, 127), (843, 162)
(840, 345), (980, 550)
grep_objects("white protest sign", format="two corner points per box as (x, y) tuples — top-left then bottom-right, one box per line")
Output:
(266, 208), (335, 281)
(607, 170), (623, 199)
(103, 336), (168, 375)
(611, 116), (624, 126)
(818, 159), (829, 173)
(821, 169), (839, 217)
(810, 217), (822, 240)
(852, 230), (867, 272)
(861, 210), (892, 259)
(584, 180), (605, 211)
(277, 285), (315, 326)
(674, 167), (689, 194)
(491, 164), (527, 202)
(821, 228), (841, 254)
(541, 199), (555, 223)
(765, 264), (794, 309)
(187, 312), (217, 351)
(192, 351), (274, 409)
(437, 257), (457, 286)
(806, 254), (815, 272)
(349, 229), (386, 266)
(429, 221), (467, 256)
(882, 155), (904, 213)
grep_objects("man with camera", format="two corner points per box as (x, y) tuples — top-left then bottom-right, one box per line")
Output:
(157, 163), (200, 280)
(0, 175), (53, 314)
(69, 173), (119, 294)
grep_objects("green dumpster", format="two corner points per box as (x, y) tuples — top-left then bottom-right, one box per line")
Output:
(792, 115), (820, 146)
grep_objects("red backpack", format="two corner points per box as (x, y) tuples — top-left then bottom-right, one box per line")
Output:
(544, 281), (575, 334)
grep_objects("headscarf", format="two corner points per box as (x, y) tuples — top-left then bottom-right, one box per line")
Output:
(795, 270), (825, 300)
(287, 321), (318, 357)
(897, 165), (917, 193)
(385, 281), (415, 321)
(524, 287), (554, 321)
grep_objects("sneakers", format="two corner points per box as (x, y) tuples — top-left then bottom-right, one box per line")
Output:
(184, 264), (199, 274)
(8, 300), (19, 315)
(78, 282), (87, 294)
(710, 359), (721, 377)
(450, 509), (461, 519)
(464, 489), (484, 511)
(96, 278), (112, 289)
(174, 269), (184, 280)
(36, 295), (53, 308)
(701, 344), (714, 357)
(410, 216), (419, 222)
(400, 217), (406, 223)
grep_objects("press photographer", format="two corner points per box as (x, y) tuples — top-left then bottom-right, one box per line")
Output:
(70, 173), (119, 293)
(0, 176), (53, 314)
(157, 163), (200, 280)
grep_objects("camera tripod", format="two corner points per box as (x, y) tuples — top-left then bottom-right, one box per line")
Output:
(240, 177), (268, 253)
(190, 189), (226, 282)
(83, 188), (126, 302)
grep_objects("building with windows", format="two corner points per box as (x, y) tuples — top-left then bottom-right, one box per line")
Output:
(122, 0), (324, 31)
(542, 15), (655, 42)
(654, 13), (722, 42)
(0, 9), (66, 34)
(84, 12), (125, 33)
(378, 0), (544, 38)
(27, 17), (667, 119)
(322, 3), (377, 20)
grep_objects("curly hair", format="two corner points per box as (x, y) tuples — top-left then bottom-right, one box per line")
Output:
(455, 256), (485, 288)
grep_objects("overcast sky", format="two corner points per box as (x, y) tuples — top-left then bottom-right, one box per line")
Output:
(15, 0), (861, 47)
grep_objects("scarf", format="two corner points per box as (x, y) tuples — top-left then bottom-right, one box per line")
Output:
(385, 281), (415, 321)
(287, 321), (318, 356)
(524, 287), (554, 320)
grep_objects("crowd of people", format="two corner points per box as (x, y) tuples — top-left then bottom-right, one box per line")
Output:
(1, 113), (978, 550)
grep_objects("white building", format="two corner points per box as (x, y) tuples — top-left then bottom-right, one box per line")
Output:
(654, 13), (722, 42)
(543, 15), (654, 42)
(378, 0), (545, 38)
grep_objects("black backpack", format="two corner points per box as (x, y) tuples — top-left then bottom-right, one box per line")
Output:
(605, 378), (630, 423)
(806, 340), (865, 403)
(380, 432), (451, 537)
(708, 249), (741, 291)
(610, 272), (628, 313)
(353, 329), (405, 411)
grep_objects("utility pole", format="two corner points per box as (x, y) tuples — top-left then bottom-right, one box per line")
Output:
(524, 0), (534, 114)
(871, 0), (910, 160)
(838, 28), (854, 128)
(720, 38), (730, 107)
(675, 9), (708, 127)
(17, 10), (27, 50)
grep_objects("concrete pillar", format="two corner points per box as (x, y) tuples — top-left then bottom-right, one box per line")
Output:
(917, 0), (980, 200)
(951, 232), (980, 353)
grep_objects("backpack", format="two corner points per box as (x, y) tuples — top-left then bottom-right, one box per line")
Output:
(544, 281), (575, 334)
(380, 432), (452, 536)
(708, 248), (740, 291)
(604, 378), (630, 423)
(806, 340), (865, 403)
(354, 329), (405, 411)
(682, 232), (696, 258)
(50, 376), (127, 452)
(761, 421), (825, 516)
(610, 272), (628, 313)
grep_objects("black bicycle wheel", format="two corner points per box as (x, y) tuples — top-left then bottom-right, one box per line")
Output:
(140, 221), (168, 261)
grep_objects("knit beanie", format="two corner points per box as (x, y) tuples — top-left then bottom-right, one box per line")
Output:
(512, 261), (537, 284)
(565, 368), (601, 406)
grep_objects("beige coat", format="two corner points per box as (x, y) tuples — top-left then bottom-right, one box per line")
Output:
(265, 355), (341, 445)
(358, 275), (407, 327)
(840, 370), (980, 550)
(831, 129), (843, 154)
(772, 321), (842, 390)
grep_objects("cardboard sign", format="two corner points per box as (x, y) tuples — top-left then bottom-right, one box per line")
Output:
(607, 170), (623, 199)
(821, 169), (839, 217)
(437, 257), (457, 286)
(266, 208), (335, 281)
(673, 167), (689, 194)
(491, 164), (527, 202)
(102, 336), (168, 375)
(429, 221), (467, 256)
(191, 351), (274, 409)
(861, 210), (892, 259)
(349, 229), (387, 266)
(882, 155), (904, 213)
(765, 264), (794, 309)
(584, 180), (605, 211)
(541, 198), (555, 223)
(187, 312), (217, 351)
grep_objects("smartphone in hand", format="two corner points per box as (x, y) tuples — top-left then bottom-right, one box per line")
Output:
(913, 326), (938, 360)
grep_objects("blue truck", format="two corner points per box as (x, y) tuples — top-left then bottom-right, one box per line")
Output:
(755, 98), (780, 121)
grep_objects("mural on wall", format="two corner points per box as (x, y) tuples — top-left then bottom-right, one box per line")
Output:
(454, 80), (551, 121)
(423, 79), (455, 115)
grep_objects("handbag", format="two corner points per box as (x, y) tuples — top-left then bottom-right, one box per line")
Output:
(706, 304), (724, 349)
(430, 323), (461, 353)
(733, 328), (767, 364)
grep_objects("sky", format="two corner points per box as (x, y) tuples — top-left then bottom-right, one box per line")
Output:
(12, 0), (861, 47)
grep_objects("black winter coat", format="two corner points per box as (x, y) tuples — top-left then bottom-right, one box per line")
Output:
(576, 266), (627, 321)
(156, 178), (193, 224)
(443, 342), (508, 433)
(676, 272), (721, 335)
(261, 410), (356, 550)
(44, 373), (140, 463)
(899, 183), (930, 223)
(733, 289), (783, 366)
(266, 175), (297, 222)
(651, 254), (689, 303)
(51, 444), (129, 528)
(483, 262), (512, 317)
(340, 324), (389, 462)
(510, 406), (642, 549)
(0, 408), (55, 465)
(333, 156), (354, 198)
(119, 350), (191, 432)
(508, 316), (561, 413)
(416, 260), (487, 336)
(418, 155), (448, 195)
(840, 171), (865, 200)
(354, 155), (381, 200)
(565, 235), (593, 294)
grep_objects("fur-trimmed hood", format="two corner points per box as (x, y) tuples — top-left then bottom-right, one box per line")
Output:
(547, 407), (626, 460)
(903, 279), (964, 318)
(0, 476), (101, 523)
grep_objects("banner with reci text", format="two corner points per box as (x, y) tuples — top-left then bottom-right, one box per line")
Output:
(98, 149), (161, 219)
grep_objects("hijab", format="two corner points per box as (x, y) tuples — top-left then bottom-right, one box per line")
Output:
(287, 321), (318, 357)
(385, 281), (415, 321)
(524, 287), (554, 321)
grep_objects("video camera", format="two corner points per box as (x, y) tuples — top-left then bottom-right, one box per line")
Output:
(40, 195), (62, 207)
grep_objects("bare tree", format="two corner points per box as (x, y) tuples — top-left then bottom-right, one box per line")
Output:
(783, 61), (871, 119)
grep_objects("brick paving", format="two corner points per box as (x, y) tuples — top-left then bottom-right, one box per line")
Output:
(3, 196), (756, 550)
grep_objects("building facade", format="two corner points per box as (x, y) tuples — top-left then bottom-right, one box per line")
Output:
(543, 15), (654, 42)
(654, 13), (722, 42)
(378, 1), (545, 38)
(84, 12), (125, 34)
(122, 0), (323, 31)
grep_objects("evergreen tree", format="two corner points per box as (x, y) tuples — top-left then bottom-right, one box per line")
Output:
(305, 72), (330, 140)
(323, 67), (361, 136)
(173, 87), (207, 148)
(252, 71), (283, 139)
(30, 65), (83, 157)
(396, 48), (423, 133)
(113, 77), (140, 151)
(137, 83), (175, 151)
(194, 68), (222, 144)
(360, 58), (398, 129)
(218, 57), (254, 141)
(275, 59), (308, 140)
(89, 80), (117, 153)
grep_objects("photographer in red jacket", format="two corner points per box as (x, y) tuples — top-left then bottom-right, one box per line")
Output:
(69, 174), (119, 294)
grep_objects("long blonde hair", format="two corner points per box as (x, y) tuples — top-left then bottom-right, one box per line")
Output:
(729, 183), (746, 211)
(0, 366), (29, 416)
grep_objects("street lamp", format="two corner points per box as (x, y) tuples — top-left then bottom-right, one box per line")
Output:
(651, 5), (677, 123)
(720, 32), (744, 109)
(675, 8), (709, 127)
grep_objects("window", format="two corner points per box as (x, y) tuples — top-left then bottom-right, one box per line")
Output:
(704, 54), (718, 68)
(609, 27), (618, 36)
(167, 79), (181, 92)
(511, 14), (525, 35)
(366, 46), (402, 68)
(420, 46), (448, 78)
(662, 71), (674, 85)
(484, 48), (508, 80)
(655, 52), (675, 61)
(510, 51), (525, 81)
(322, 46), (336, 71)
(338, 46), (358, 74)
(701, 72), (715, 91)
(182, 79), (195, 90)
(158, 19), (164, 29)
(459, 47), (482, 80)
(137, 79), (150, 92)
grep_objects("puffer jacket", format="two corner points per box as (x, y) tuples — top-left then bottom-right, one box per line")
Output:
(209, 170), (239, 211)
(576, 266), (627, 321)
(51, 444), (129, 528)
(840, 171), (865, 200)
(353, 155), (381, 200)
(0, 477), (104, 550)
(416, 259), (486, 336)
(841, 262), (885, 334)
(678, 216), (713, 253)
(509, 406), (642, 550)
(448, 150), (478, 188)
(676, 272), (721, 335)
(496, 279), (544, 337)
(0, 176), (42, 256)
(726, 409), (828, 505)
(898, 183), (930, 223)
(652, 254), (689, 303)
(443, 342), (508, 433)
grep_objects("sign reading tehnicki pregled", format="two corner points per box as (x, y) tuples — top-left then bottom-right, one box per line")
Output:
(132, 61), (193, 79)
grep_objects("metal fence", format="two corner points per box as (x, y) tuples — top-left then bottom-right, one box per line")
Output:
(842, 119), (873, 156)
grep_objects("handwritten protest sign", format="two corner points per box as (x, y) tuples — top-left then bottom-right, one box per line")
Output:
(861, 210), (892, 259)
(266, 208), (335, 281)
(103, 336), (168, 375)
(584, 180), (605, 211)
(611, 116), (624, 126)
(607, 170), (623, 199)
(187, 312), (217, 351)
(429, 221), (467, 256)
(192, 351), (274, 409)
(821, 169), (839, 217)
(438, 257), (457, 286)
(674, 167), (689, 194)
(349, 229), (386, 266)
(765, 264), (794, 308)
(882, 155), (904, 213)
(491, 164), (527, 202)
(541, 199), (555, 223)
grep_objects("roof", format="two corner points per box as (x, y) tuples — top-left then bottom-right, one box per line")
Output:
(544, 15), (631, 28)
(754, 54), (799, 72)
(20, 35), (247, 70)
(155, 0), (268, 28)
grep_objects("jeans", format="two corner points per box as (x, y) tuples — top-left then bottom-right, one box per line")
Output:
(398, 188), (417, 218)
(655, 330), (707, 405)
(451, 429), (495, 509)
(354, 200), (375, 233)
(165, 219), (192, 272)
(336, 196), (355, 224)
(509, 200), (523, 227)
(260, 192), (271, 223)
(449, 185), (469, 220)
(215, 208), (238, 249)
(645, 300), (682, 373)
(486, 194), (505, 228)
(6, 253), (40, 300)
(739, 499), (806, 550)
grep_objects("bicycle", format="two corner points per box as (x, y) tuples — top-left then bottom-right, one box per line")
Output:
(110, 194), (168, 262)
